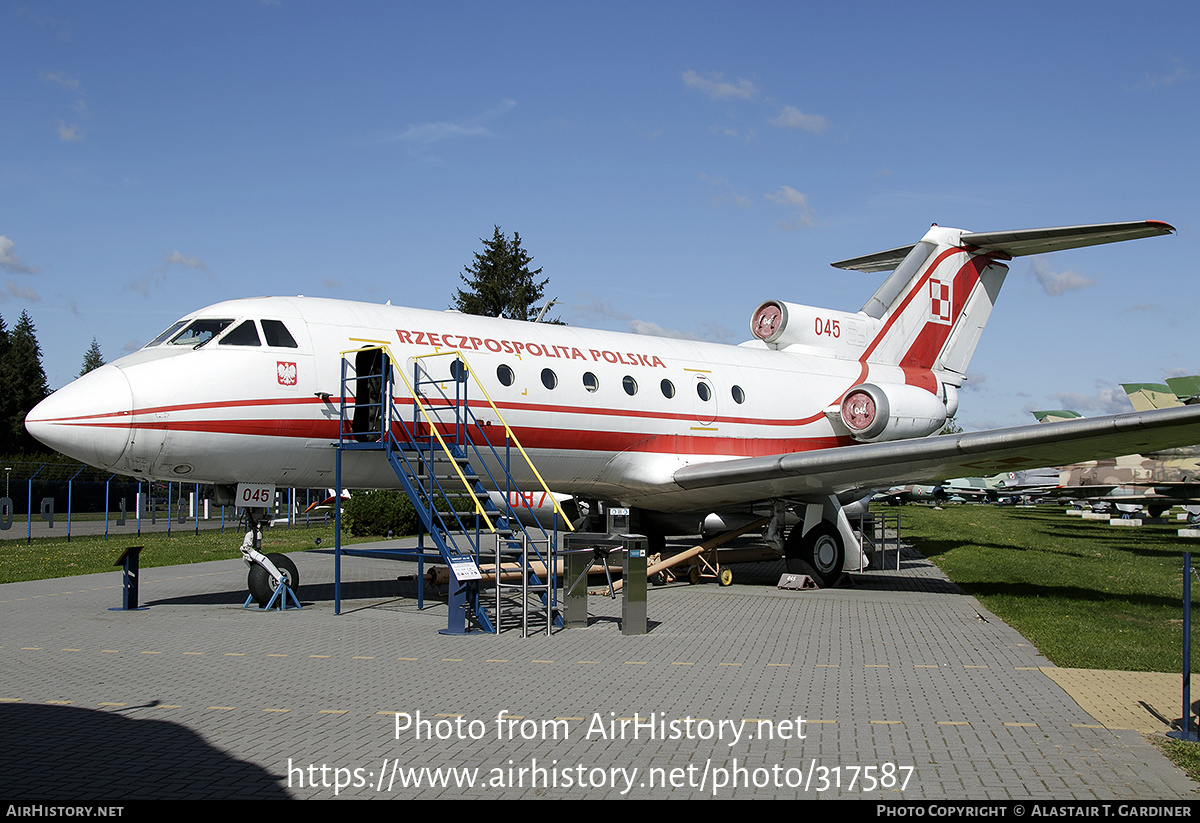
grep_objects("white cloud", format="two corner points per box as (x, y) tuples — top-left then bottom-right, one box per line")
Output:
(681, 70), (759, 101)
(571, 293), (709, 341)
(127, 250), (213, 296)
(40, 70), (88, 141)
(0, 236), (38, 274)
(764, 186), (816, 230)
(38, 70), (81, 93)
(1031, 258), (1094, 296)
(769, 105), (826, 133)
(1047, 388), (1134, 416)
(699, 173), (751, 208)
(393, 99), (516, 145)
(397, 122), (490, 143)
(1134, 59), (1192, 91)
(164, 250), (209, 271)
(764, 185), (807, 207)
(6, 281), (42, 302)
(56, 121), (83, 142)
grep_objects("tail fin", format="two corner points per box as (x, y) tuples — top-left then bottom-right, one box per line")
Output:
(1165, 376), (1200, 405)
(835, 220), (1175, 383)
(1031, 409), (1083, 423)
(1122, 382), (1181, 411)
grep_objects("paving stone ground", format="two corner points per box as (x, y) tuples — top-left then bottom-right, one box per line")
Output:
(1, 538), (1196, 800)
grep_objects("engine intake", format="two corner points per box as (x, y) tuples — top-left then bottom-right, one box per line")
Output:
(838, 382), (948, 443)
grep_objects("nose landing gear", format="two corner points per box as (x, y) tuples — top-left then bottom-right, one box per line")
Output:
(239, 508), (302, 610)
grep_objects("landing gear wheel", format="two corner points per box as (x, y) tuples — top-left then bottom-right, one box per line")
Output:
(248, 552), (300, 607)
(784, 523), (845, 588)
(687, 565), (701, 585)
(718, 567), (733, 587)
(651, 572), (666, 587)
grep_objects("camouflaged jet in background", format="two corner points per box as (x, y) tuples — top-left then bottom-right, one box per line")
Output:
(1033, 395), (1200, 517)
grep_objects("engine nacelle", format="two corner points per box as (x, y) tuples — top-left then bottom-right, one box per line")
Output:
(837, 382), (949, 443)
(749, 299), (874, 353)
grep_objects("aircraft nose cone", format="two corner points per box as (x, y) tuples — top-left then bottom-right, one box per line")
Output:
(25, 365), (134, 471)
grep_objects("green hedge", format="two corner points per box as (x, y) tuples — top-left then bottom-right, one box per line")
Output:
(340, 490), (419, 537)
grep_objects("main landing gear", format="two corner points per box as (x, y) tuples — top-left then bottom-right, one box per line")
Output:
(780, 496), (857, 589)
(784, 522), (845, 589)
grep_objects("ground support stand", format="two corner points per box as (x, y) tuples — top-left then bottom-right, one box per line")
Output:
(242, 582), (302, 612)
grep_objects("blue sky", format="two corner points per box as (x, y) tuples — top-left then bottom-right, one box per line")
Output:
(3, 0), (1198, 431)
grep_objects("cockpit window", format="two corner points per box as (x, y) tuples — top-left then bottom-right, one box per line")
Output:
(146, 320), (188, 348)
(261, 319), (299, 348)
(219, 320), (261, 346)
(169, 318), (234, 348)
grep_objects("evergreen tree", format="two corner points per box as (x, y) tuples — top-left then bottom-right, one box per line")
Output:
(2, 310), (50, 454)
(938, 417), (964, 436)
(453, 227), (555, 322)
(80, 336), (105, 376)
(0, 314), (10, 453)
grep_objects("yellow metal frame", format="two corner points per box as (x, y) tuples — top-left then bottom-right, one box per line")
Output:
(342, 344), (574, 533)
(411, 350), (575, 532)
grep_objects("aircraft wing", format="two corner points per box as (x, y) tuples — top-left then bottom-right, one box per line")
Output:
(672, 406), (1200, 509)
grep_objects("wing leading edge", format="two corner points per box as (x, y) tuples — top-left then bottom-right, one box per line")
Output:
(671, 405), (1200, 509)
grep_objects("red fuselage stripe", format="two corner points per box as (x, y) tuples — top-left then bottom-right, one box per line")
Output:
(58, 417), (853, 457)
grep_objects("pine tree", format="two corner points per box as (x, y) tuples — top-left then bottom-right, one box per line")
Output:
(2, 310), (50, 453)
(80, 336), (105, 376)
(453, 227), (555, 321)
(0, 314), (10, 453)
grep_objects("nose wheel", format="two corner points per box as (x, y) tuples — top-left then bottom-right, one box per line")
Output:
(247, 552), (300, 608)
(238, 508), (302, 610)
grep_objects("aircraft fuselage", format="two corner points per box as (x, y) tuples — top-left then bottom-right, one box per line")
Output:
(26, 295), (918, 512)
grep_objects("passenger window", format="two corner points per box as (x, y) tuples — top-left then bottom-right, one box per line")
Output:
(170, 318), (233, 348)
(623, 376), (638, 396)
(660, 379), (675, 398)
(497, 364), (515, 387)
(696, 381), (712, 401)
(541, 368), (558, 390)
(732, 385), (746, 404)
(219, 320), (261, 346)
(262, 319), (298, 348)
(583, 372), (599, 393)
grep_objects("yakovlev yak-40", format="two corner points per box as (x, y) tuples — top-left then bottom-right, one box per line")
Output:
(26, 220), (1200, 600)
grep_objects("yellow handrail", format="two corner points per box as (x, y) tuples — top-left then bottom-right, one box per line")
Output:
(411, 350), (575, 532)
(342, 344), (494, 531)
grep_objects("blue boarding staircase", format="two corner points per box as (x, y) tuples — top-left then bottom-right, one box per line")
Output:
(333, 345), (574, 634)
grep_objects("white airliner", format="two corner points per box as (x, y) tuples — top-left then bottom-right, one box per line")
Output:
(25, 220), (1200, 592)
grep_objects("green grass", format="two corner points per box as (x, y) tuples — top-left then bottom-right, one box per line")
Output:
(1151, 736), (1200, 782)
(0, 524), (376, 584)
(896, 504), (1199, 672)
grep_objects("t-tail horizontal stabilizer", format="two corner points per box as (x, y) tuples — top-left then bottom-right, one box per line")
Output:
(831, 221), (1176, 273)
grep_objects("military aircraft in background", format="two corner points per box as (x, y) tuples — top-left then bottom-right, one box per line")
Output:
(875, 469), (1057, 506)
(26, 219), (1200, 598)
(1032, 398), (1200, 517)
(1165, 376), (1200, 406)
(1123, 382), (1184, 412)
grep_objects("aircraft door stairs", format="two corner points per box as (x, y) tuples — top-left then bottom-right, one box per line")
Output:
(334, 346), (572, 634)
